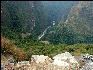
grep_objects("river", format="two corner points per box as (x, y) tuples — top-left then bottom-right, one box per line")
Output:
(38, 26), (51, 40)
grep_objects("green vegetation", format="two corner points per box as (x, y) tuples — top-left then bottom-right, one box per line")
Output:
(1, 37), (28, 61)
(1, 36), (93, 61)
(42, 1), (78, 23)
(1, 1), (93, 62)
(43, 1), (93, 45)
(1, 1), (49, 40)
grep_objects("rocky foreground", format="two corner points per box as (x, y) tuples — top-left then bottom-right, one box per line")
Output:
(1, 52), (93, 70)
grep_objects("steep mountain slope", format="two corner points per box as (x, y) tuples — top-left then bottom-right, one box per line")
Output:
(1, 1), (78, 40)
(66, 1), (93, 35)
(42, 1), (78, 24)
(1, 1), (49, 39)
(65, 1), (93, 43)
(43, 1), (93, 44)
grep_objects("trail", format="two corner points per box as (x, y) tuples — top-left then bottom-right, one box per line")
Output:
(38, 26), (51, 40)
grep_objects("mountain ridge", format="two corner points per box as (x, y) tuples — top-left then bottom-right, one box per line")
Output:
(42, 1), (93, 44)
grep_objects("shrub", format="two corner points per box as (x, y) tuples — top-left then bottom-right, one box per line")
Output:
(1, 36), (28, 61)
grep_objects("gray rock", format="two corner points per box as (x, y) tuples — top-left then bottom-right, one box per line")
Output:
(1, 64), (4, 70)
(80, 54), (93, 70)
(16, 61), (30, 67)
(82, 54), (93, 63)
(80, 62), (93, 70)
(8, 58), (14, 64)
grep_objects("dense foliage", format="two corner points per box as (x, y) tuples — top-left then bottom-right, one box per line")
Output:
(1, 1), (93, 61)
(1, 37), (93, 61)
(1, 37), (28, 61)
(1, 1), (49, 39)
(43, 1), (93, 45)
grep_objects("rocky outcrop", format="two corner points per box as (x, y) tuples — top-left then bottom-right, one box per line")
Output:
(80, 62), (93, 70)
(80, 54), (93, 70)
(31, 55), (52, 63)
(31, 52), (79, 70)
(53, 52), (79, 70)
(2, 52), (93, 70)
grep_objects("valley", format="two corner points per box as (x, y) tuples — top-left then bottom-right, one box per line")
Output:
(38, 26), (51, 40)
(1, 1), (93, 70)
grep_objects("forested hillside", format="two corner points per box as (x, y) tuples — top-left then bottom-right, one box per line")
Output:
(42, 1), (93, 44)
(1, 1), (93, 53)
(1, 1), (78, 40)
(1, 1), (49, 39)
(42, 1), (78, 24)
(1, 1), (93, 70)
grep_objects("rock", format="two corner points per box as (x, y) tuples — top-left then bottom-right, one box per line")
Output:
(82, 54), (93, 62)
(8, 58), (14, 63)
(7, 58), (15, 66)
(2, 52), (80, 70)
(53, 52), (79, 64)
(16, 61), (30, 67)
(31, 52), (79, 70)
(53, 52), (79, 69)
(80, 54), (93, 70)
(1, 64), (4, 70)
(31, 55), (49, 63)
(53, 59), (69, 66)
(80, 62), (93, 70)
(74, 54), (85, 68)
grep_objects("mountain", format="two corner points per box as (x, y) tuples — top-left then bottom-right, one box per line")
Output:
(1, 1), (93, 44)
(42, 1), (93, 44)
(1, 1), (78, 40)
(42, 1), (78, 24)
(1, 1), (49, 39)
(66, 1), (93, 35)
(65, 1), (93, 43)
(1, 1), (93, 69)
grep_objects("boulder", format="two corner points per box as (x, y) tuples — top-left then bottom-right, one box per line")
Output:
(53, 52), (79, 69)
(82, 54), (93, 62)
(53, 52), (79, 64)
(80, 54), (93, 70)
(31, 52), (79, 70)
(31, 55), (49, 63)
(53, 59), (69, 66)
